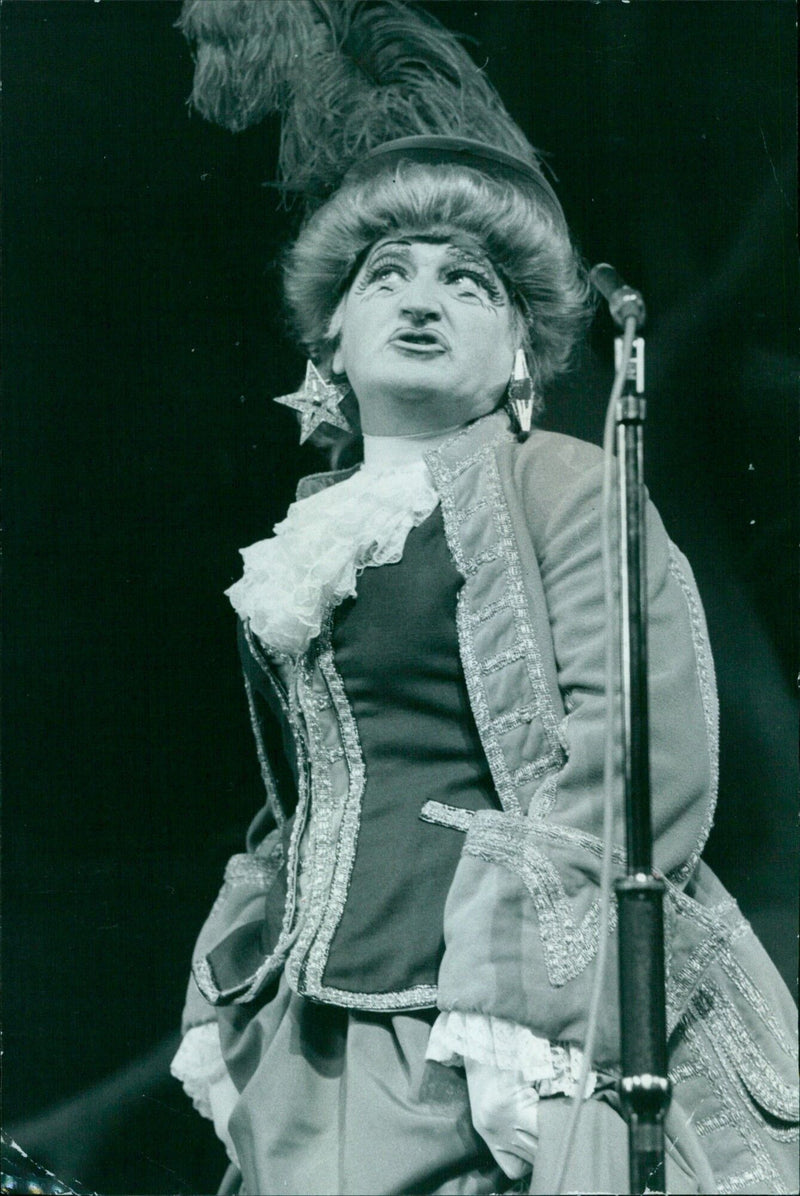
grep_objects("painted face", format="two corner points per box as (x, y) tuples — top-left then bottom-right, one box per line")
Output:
(331, 237), (518, 435)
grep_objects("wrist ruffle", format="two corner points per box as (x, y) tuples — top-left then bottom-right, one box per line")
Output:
(426, 1010), (597, 1098)
(171, 1022), (240, 1166)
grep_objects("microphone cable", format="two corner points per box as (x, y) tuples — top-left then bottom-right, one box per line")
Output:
(550, 314), (637, 1196)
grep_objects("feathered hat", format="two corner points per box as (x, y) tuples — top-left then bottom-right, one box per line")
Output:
(179, 1), (560, 211)
(179, 0), (589, 389)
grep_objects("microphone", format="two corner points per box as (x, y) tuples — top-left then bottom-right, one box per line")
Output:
(590, 263), (646, 329)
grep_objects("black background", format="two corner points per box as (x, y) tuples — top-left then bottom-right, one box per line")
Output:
(3, 3), (797, 1193)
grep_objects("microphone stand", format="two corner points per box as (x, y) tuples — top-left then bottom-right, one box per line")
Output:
(611, 317), (671, 1194)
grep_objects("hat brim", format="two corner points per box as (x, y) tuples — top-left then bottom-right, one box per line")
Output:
(343, 136), (566, 230)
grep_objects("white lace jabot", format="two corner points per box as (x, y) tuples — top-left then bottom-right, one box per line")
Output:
(225, 430), (454, 658)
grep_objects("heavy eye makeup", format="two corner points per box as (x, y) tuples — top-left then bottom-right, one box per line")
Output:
(356, 251), (410, 290)
(353, 241), (507, 305)
(443, 252), (505, 305)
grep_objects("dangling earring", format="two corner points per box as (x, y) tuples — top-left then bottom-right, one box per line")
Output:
(506, 349), (536, 441)
(274, 360), (354, 444)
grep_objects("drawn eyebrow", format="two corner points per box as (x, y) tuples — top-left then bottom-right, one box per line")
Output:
(443, 245), (496, 271)
(365, 239), (412, 262)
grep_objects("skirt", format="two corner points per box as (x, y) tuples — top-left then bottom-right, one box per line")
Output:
(217, 973), (713, 1196)
(219, 974), (509, 1196)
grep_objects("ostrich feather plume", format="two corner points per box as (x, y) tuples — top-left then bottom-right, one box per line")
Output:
(179, 0), (542, 200)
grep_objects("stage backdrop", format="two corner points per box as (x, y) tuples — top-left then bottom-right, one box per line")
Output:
(3, 3), (797, 1193)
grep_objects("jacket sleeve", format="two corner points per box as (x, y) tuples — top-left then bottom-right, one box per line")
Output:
(435, 437), (720, 1070)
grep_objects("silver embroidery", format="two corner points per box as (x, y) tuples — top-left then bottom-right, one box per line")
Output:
(453, 498), (492, 526)
(463, 546), (503, 575)
(716, 1170), (774, 1195)
(698, 978), (800, 1149)
(419, 801), (475, 832)
(480, 644), (527, 673)
(223, 847), (283, 889)
(663, 883), (738, 1031)
(511, 756), (561, 787)
(243, 621), (311, 950)
(692, 981), (799, 1123)
(728, 918), (751, 945)
(243, 622), (301, 819)
(463, 812), (617, 986)
(242, 672), (285, 826)
(444, 443), (506, 482)
(279, 677), (309, 944)
(192, 956), (218, 1000)
(489, 704), (539, 735)
(284, 651), (338, 992)
(427, 432), (565, 818)
(193, 946), (285, 1006)
(669, 1059), (701, 1085)
(720, 945), (799, 1059)
(244, 619), (295, 674)
(531, 820), (626, 869)
(667, 544), (720, 884)
(432, 463), (470, 575)
(676, 990), (785, 1191)
(471, 596), (514, 625)
(484, 454), (563, 752)
(233, 419), (777, 1050)
(302, 981), (438, 1013)
(300, 646), (367, 994)
(455, 596), (521, 814)
(529, 773), (559, 819)
(695, 1110), (735, 1137)
(759, 1126), (800, 1145)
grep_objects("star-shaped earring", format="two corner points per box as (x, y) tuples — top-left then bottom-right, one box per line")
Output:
(274, 361), (353, 444)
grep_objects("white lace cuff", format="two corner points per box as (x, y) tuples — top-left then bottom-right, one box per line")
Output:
(426, 1011), (597, 1099)
(171, 1022), (240, 1166)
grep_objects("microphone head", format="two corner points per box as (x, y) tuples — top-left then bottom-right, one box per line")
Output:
(589, 263), (624, 302)
(590, 263), (646, 329)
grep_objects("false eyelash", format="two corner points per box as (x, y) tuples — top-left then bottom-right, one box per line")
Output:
(444, 250), (505, 301)
(447, 269), (503, 302)
(352, 254), (409, 292)
(367, 255), (408, 278)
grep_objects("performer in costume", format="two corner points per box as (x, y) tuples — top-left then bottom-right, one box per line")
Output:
(171, 4), (799, 1193)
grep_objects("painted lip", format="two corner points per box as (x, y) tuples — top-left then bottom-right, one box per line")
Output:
(388, 327), (449, 353)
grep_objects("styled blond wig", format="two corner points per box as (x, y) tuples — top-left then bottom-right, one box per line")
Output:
(284, 160), (592, 393)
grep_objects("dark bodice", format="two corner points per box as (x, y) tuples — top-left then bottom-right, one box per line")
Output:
(322, 505), (500, 997)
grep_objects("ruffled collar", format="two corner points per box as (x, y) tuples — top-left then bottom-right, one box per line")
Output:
(225, 430), (455, 658)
